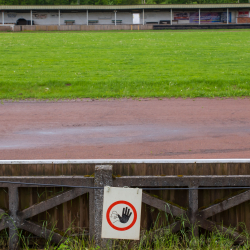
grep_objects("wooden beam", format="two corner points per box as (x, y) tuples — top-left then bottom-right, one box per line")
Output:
(0, 219), (7, 231)
(19, 188), (89, 220)
(199, 190), (250, 219)
(20, 221), (65, 244)
(142, 192), (186, 217)
(114, 175), (250, 187)
(0, 209), (7, 231)
(0, 209), (5, 216)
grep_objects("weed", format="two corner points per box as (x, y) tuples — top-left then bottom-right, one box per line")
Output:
(0, 216), (249, 249)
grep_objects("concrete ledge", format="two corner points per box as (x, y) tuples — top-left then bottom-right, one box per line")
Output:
(0, 25), (13, 32)
(10, 24), (153, 32)
(154, 23), (250, 30)
(8, 23), (250, 32)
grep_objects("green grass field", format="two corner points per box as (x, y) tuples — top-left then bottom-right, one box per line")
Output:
(0, 30), (250, 99)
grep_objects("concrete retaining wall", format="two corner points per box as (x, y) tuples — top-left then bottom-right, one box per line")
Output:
(0, 25), (12, 31)
(12, 24), (153, 32)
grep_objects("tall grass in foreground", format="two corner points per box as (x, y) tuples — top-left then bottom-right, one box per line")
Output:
(0, 212), (250, 249)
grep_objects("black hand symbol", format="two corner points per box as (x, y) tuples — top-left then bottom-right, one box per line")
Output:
(118, 207), (132, 223)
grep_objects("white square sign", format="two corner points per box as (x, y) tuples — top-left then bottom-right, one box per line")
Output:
(101, 187), (142, 240)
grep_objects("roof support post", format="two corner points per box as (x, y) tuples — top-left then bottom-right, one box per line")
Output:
(1, 11), (4, 25)
(227, 8), (229, 24)
(114, 10), (117, 26)
(143, 9), (144, 25)
(171, 9), (172, 25)
(58, 9), (60, 26)
(31, 10), (32, 26)
(87, 10), (88, 26)
(199, 8), (200, 25)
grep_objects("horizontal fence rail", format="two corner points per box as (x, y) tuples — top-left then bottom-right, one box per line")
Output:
(1, 159), (250, 164)
(0, 160), (250, 249)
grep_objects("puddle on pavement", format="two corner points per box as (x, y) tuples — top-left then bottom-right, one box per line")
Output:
(0, 124), (190, 149)
(1, 124), (249, 150)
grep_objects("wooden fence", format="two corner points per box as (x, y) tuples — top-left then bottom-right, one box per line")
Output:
(0, 159), (250, 249)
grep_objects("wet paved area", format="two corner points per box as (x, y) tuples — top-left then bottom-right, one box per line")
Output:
(0, 98), (250, 159)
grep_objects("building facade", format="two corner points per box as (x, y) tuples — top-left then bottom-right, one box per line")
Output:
(1, 4), (250, 26)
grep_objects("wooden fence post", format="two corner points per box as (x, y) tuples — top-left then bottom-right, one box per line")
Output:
(94, 165), (113, 248)
(89, 189), (95, 241)
(188, 187), (199, 237)
(9, 186), (19, 250)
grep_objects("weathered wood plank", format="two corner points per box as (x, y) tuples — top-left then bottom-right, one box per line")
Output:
(0, 209), (7, 231)
(0, 176), (94, 187)
(114, 176), (250, 187)
(0, 219), (7, 231)
(199, 190), (250, 219)
(0, 208), (5, 216)
(0, 165), (8, 214)
(19, 188), (89, 220)
(142, 192), (185, 217)
(89, 189), (94, 239)
(20, 220), (65, 244)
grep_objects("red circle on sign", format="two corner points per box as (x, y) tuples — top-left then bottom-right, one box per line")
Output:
(106, 200), (137, 231)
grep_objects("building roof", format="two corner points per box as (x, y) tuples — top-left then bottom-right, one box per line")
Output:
(1, 3), (250, 11)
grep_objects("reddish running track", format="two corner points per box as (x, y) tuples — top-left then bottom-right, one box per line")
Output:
(0, 98), (250, 160)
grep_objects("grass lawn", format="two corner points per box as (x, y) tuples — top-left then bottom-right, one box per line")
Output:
(0, 30), (250, 99)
